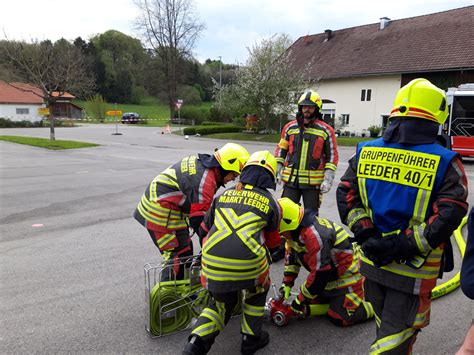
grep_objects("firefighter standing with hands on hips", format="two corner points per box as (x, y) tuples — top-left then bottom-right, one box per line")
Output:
(277, 197), (374, 326)
(272, 90), (339, 262)
(182, 151), (283, 355)
(134, 143), (250, 280)
(337, 79), (468, 354)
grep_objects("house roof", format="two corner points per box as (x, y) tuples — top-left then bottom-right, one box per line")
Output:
(0, 81), (76, 104)
(0, 81), (43, 104)
(286, 6), (474, 80)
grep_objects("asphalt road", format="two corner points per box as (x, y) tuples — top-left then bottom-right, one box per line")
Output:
(1, 124), (473, 354)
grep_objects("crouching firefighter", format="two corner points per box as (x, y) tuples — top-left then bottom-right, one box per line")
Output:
(183, 151), (282, 355)
(277, 197), (374, 326)
(134, 143), (250, 280)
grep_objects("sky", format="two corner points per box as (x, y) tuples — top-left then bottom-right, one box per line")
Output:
(1, 0), (472, 64)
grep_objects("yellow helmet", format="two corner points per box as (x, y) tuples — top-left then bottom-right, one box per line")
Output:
(389, 78), (448, 124)
(298, 90), (323, 112)
(214, 143), (250, 174)
(278, 198), (304, 233)
(243, 150), (277, 180)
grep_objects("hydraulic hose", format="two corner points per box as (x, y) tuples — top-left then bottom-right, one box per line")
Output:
(149, 280), (194, 336)
(431, 216), (467, 300)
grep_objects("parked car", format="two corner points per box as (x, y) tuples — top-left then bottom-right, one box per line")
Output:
(121, 112), (140, 124)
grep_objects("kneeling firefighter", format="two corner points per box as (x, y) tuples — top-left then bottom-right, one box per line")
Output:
(134, 143), (250, 280)
(277, 198), (374, 326)
(183, 151), (282, 355)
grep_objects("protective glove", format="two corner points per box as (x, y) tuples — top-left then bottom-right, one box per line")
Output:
(290, 297), (306, 315)
(276, 163), (284, 184)
(362, 233), (418, 266)
(353, 228), (381, 245)
(320, 169), (335, 193)
(279, 284), (292, 300)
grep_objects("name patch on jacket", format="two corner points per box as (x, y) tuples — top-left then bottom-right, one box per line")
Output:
(181, 156), (197, 175)
(218, 189), (270, 213)
(358, 147), (440, 190)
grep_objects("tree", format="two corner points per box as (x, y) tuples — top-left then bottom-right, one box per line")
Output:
(218, 34), (307, 129)
(0, 38), (95, 140)
(90, 30), (149, 104)
(135, 0), (205, 118)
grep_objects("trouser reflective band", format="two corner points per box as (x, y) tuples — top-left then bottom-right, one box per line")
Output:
(241, 285), (268, 336)
(369, 327), (417, 354)
(192, 306), (225, 338)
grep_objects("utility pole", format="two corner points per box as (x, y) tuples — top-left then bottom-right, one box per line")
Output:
(218, 56), (222, 108)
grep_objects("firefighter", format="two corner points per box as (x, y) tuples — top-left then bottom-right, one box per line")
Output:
(182, 151), (282, 355)
(134, 143), (250, 280)
(272, 90), (339, 262)
(336, 78), (468, 354)
(277, 197), (374, 326)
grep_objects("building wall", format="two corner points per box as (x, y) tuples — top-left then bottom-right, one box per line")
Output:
(0, 104), (44, 122)
(313, 75), (402, 135)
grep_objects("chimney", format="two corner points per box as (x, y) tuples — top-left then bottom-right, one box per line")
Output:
(324, 29), (332, 42)
(380, 17), (391, 30)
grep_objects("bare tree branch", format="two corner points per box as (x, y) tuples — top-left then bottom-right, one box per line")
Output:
(135, 0), (205, 118)
(0, 38), (95, 140)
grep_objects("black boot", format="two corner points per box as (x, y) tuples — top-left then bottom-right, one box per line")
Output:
(241, 330), (270, 355)
(271, 245), (285, 262)
(183, 335), (208, 355)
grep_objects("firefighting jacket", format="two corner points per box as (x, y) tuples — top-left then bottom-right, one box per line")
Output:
(283, 214), (363, 302)
(200, 184), (281, 293)
(275, 119), (338, 188)
(134, 154), (221, 233)
(337, 138), (468, 295)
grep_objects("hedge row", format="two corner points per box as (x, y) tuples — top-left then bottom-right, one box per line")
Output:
(183, 125), (242, 135)
(200, 121), (234, 126)
(0, 118), (43, 128)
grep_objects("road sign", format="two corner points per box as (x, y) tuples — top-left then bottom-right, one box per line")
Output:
(106, 110), (123, 116)
(175, 99), (184, 110)
(38, 107), (50, 115)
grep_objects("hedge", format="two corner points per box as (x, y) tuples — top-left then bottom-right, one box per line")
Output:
(0, 118), (43, 128)
(183, 125), (242, 135)
(201, 121), (234, 126)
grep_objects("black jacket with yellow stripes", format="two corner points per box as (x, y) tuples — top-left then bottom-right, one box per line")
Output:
(200, 184), (281, 293)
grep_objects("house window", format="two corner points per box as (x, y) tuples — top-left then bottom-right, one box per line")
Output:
(341, 114), (350, 125)
(16, 108), (29, 115)
(361, 89), (372, 101)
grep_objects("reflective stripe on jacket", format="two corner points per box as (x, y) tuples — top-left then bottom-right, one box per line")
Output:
(134, 155), (219, 231)
(275, 119), (338, 188)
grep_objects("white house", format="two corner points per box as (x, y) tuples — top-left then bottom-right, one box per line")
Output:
(0, 82), (45, 122)
(286, 6), (474, 135)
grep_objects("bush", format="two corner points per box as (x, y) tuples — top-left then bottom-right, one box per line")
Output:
(183, 125), (241, 136)
(0, 118), (43, 128)
(367, 125), (382, 138)
(178, 106), (211, 125)
(201, 121), (232, 126)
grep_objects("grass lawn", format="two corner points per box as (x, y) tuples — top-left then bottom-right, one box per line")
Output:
(0, 136), (99, 150)
(203, 132), (372, 146)
(73, 98), (213, 127)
